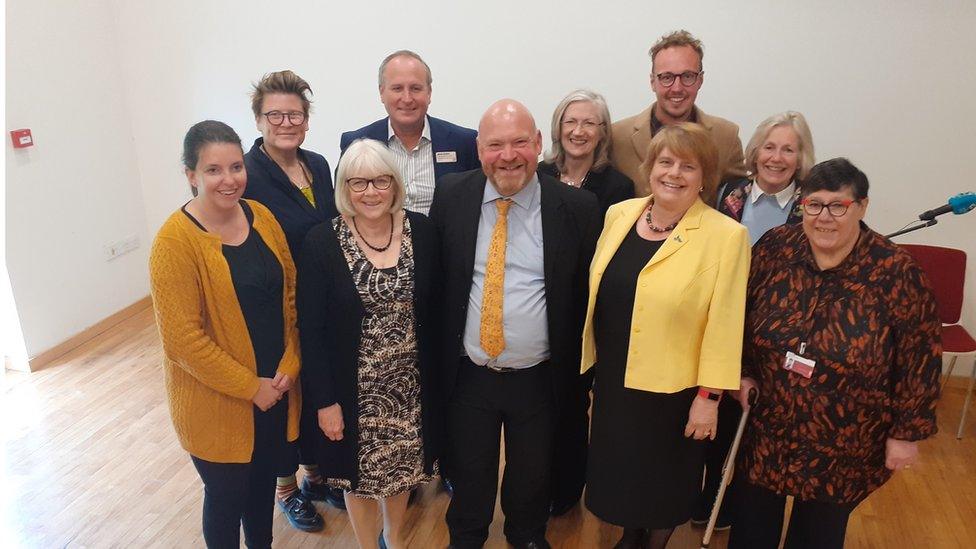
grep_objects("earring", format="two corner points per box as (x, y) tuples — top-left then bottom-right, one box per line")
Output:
(699, 186), (704, 192)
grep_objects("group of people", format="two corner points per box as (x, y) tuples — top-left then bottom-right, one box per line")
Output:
(149, 29), (943, 549)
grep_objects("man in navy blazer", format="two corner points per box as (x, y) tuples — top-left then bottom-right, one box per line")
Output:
(339, 50), (479, 215)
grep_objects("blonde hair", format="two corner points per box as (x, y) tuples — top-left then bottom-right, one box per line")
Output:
(744, 111), (815, 182)
(334, 139), (406, 216)
(640, 123), (720, 201)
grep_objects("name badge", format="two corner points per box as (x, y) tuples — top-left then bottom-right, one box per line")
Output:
(783, 351), (816, 379)
(435, 151), (458, 163)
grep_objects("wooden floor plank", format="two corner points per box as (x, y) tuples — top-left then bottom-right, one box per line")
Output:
(2, 311), (974, 548)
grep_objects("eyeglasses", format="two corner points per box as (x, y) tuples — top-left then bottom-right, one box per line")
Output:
(561, 118), (604, 131)
(654, 70), (703, 87)
(262, 111), (307, 126)
(347, 175), (394, 192)
(800, 198), (858, 217)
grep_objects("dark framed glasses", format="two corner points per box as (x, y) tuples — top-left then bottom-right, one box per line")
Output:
(347, 175), (394, 192)
(261, 110), (307, 126)
(800, 198), (858, 217)
(653, 70), (702, 87)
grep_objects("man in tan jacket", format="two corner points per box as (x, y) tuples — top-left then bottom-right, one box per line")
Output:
(611, 30), (746, 200)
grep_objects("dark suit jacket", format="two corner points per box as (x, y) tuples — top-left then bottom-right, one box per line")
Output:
(339, 116), (479, 181)
(297, 211), (441, 489)
(243, 138), (338, 262)
(428, 169), (601, 407)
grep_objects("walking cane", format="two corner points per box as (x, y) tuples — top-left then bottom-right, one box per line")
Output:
(700, 387), (758, 549)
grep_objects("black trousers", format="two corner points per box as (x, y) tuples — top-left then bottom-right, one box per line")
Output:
(550, 369), (592, 509)
(191, 454), (276, 549)
(446, 358), (555, 548)
(695, 396), (742, 520)
(190, 401), (287, 549)
(728, 479), (857, 549)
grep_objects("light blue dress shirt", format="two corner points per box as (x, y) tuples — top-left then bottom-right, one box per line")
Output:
(463, 175), (550, 369)
(740, 181), (797, 245)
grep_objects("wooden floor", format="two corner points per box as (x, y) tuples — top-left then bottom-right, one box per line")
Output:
(3, 307), (975, 548)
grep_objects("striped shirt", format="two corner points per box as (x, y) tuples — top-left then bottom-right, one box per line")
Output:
(387, 117), (436, 215)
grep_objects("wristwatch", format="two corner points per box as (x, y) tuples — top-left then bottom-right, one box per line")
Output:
(697, 388), (722, 402)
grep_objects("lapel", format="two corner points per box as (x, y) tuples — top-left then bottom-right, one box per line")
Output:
(591, 197), (650, 279)
(255, 139), (318, 216)
(644, 198), (706, 269)
(459, 172), (487, 285)
(629, 105), (654, 162)
(539, 175), (568, 289)
(429, 117), (451, 180)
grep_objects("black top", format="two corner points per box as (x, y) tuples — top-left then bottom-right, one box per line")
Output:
(243, 137), (339, 263)
(182, 201), (291, 462)
(297, 211), (442, 487)
(538, 162), (634, 220)
(595, 225), (664, 348)
(181, 202), (284, 375)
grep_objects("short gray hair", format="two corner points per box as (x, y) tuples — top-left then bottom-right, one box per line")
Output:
(378, 50), (433, 88)
(744, 111), (816, 182)
(544, 89), (613, 173)
(334, 139), (406, 217)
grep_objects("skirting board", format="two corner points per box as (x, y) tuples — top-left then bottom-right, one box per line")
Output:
(26, 296), (152, 372)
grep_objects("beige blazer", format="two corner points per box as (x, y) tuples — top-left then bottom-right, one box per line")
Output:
(610, 104), (747, 200)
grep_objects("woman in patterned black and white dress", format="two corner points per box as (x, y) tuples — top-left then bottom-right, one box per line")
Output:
(298, 138), (441, 549)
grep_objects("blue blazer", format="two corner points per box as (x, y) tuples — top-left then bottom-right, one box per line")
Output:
(339, 116), (480, 181)
(243, 138), (339, 262)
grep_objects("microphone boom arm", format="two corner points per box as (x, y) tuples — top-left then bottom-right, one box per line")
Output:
(885, 219), (938, 239)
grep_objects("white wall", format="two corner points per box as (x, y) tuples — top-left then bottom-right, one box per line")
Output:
(6, 0), (976, 368)
(6, 0), (150, 357)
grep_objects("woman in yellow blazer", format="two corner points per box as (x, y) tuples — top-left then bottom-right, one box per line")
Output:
(582, 123), (750, 549)
(149, 120), (301, 549)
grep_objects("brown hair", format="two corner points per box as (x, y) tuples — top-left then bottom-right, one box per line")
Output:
(250, 70), (313, 117)
(640, 122), (720, 202)
(649, 30), (704, 71)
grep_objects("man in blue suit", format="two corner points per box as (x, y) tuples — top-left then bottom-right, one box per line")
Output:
(339, 50), (479, 215)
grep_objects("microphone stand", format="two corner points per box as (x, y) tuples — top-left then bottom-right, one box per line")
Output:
(885, 219), (938, 239)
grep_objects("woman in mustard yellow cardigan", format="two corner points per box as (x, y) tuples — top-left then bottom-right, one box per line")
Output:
(149, 120), (302, 549)
(581, 123), (750, 549)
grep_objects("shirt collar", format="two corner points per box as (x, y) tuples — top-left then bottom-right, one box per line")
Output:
(387, 116), (431, 145)
(651, 105), (699, 134)
(749, 180), (796, 209)
(482, 173), (540, 211)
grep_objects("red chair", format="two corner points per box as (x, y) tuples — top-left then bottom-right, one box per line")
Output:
(900, 244), (976, 439)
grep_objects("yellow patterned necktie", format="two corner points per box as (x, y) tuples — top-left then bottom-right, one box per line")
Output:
(480, 198), (512, 359)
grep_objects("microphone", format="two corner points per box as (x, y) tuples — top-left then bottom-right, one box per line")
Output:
(918, 192), (976, 220)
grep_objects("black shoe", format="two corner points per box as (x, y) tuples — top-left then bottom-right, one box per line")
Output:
(277, 492), (324, 532)
(549, 498), (578, 517)
(379, 530), (388, 549)
(613, 528), (647, 549)
(299, 477), (329, 501)
(300, 479), (347, 511)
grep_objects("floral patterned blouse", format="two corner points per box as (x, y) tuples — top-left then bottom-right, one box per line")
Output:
(737, 223), (942, 504)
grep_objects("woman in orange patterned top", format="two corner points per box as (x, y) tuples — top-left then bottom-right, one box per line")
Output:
(728, 158), (942, 549)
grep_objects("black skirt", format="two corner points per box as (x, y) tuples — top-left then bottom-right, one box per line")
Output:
(584, 225), (706, 528)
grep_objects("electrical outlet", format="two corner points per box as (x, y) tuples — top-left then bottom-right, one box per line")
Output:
(104, 234), (140, 261)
